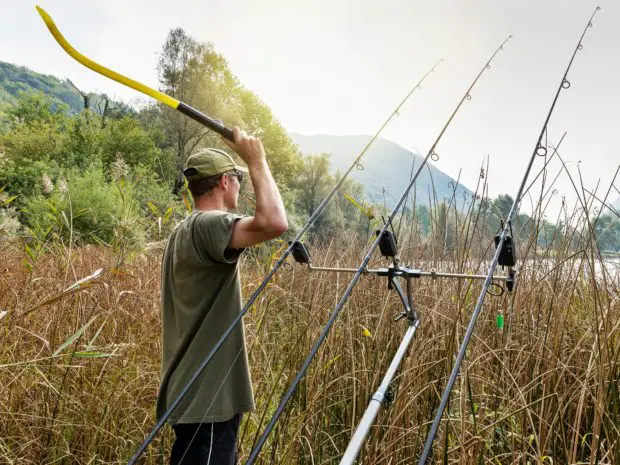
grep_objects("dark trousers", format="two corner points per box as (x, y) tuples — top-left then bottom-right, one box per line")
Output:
(169, 414), (241, 465)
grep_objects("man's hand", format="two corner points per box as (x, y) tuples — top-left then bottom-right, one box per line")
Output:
(224, 126), (266, 168)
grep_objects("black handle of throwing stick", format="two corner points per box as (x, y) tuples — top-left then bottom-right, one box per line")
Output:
(177, 102), (235, 142)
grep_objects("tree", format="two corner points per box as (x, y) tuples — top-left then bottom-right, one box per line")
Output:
(157, 28), (241, 192)
(155, 28), (302, 202)
(235, 89), (301, 189)
(296, 153), (334, 229)
(415, 204), (431, 236)
(594, 214), (620, 252)
(490, 194), (514, 225)
(293, 153), (369, 241)
(98, 116), (164, 170)
(432, 202), (456, 253)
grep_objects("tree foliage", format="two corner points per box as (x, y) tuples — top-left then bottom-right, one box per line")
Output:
(293, 153), (367, 241)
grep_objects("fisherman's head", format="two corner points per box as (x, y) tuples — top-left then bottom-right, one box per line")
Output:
(184, 148), (247, 210)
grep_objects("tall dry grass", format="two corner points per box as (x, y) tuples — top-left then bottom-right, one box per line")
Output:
(1, 171), (619, 464)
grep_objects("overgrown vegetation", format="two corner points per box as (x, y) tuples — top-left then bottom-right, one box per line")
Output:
(0, 61), (83, 114)
(0, 173), (618, 463)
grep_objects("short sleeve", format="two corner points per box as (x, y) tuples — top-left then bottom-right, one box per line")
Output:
(192, 211), (245, 264)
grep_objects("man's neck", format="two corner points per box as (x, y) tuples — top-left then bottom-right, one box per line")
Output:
(194, 194), (229, 213)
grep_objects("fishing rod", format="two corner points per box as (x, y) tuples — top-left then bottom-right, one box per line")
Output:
(34, 6), (442, 461)
(244, 35), (512, 465)
(417, 7), (601, 464)
(36, 6), (234, 141)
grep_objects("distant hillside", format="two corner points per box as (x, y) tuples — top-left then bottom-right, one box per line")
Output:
(0, 61), (85, 113)
(0, 61), (128, 117)
(290, 133), (473, 210)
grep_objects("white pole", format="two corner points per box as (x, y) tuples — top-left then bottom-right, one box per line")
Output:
(339, 321), (419, 465)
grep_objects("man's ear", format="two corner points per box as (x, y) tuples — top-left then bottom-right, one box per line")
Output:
(218, 174), (229, 191)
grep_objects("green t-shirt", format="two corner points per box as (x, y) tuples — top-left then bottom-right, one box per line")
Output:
(157, 210), (254, 424)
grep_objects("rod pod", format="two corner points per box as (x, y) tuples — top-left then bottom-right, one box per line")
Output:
(287, 240), (513, 463)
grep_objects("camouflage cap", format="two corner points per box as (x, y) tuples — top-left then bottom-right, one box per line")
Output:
(183, 148), (248, 180)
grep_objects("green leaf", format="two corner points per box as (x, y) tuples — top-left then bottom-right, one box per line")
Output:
(325, 354), (341, 369)
(24, 244), (36, 262)
(48, 203), (59, 215)
(146, 201), (159, 216)
(163, 206), (173, 223)
(343, 193), (374, 219)
(22, 259), (33, 272)
(63, 268), (103, 292)
(61, 211), (71, 229)
(52, 315), (98, 357)
(0, 195), (17, 207)
(181, 191), (193, 213)
(88, 318), (108, 346)
(74, 351), (115, 358)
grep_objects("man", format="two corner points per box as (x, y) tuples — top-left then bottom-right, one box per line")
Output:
(157, 126), (288, 464)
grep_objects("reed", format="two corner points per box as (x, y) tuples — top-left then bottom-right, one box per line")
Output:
(1, 181), (617, 464)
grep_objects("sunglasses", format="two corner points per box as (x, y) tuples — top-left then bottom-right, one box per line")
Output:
(227, 172), (244, 184)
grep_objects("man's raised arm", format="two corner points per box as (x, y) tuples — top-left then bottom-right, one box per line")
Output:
(227, 126), (288, 248)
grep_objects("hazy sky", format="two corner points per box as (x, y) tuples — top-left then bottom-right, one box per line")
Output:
(1, 0), (618, 216)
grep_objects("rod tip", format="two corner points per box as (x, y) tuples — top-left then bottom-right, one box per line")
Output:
(35, 5), (51, 22)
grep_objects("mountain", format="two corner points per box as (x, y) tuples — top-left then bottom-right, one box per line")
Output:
(290, 133), (473, 210)
(0, 61), (129, 117)
(0, 61), (85, 113)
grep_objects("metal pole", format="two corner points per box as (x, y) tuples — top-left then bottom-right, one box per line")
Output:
(417, 270), (507, 281)
(339, 321), (419, 465)
(307, 265), (509, 281)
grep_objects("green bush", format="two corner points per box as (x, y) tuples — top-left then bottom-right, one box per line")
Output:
(128, 163), (185, 241)
(24, 163), (144, 246)
(0, 187), (20, 240)
(99, 116), (166, 171)
(0, 158), (59, 211)
(0, 118), (68, 163)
